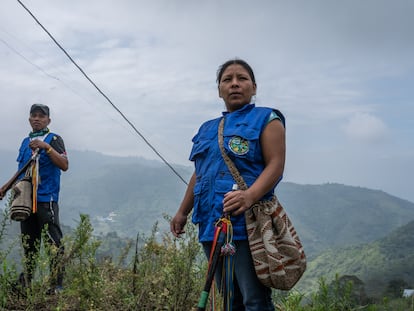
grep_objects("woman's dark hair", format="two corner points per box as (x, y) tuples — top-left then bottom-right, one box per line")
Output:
(216, 59), (256, 85)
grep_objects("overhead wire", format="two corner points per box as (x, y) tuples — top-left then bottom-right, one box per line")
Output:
(0, 30), (144, 141)
(0, 31), (99, 112)
(0, 36), (60, 81)
(16, 0), (188, 186)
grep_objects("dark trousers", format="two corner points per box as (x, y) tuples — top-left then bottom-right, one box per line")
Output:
(20, 201), (64, 287)
(202, 240), (274, 311)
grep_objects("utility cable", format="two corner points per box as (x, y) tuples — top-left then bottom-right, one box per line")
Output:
(17, 0), (188, 186)
(0, 37), (60, 81)
(0, 33), (100, 112)
(1, 31), (145, 142)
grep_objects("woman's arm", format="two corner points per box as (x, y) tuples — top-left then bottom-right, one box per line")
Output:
(223, 119), (286, 215)
(170, 172), (196, 237)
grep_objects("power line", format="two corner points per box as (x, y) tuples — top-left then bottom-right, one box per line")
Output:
(16, 0), (188, 186)
(1, 30), (148, 145)
(0, 33), (100, 111)
(0, 36), (60, 81)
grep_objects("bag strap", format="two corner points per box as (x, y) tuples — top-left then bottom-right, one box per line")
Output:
(218, 118), (248, 191)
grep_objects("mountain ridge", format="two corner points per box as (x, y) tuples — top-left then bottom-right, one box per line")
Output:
(1, 149), (414, 297)
(1, 149), (414, 259)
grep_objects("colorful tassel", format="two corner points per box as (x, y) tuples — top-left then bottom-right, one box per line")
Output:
(30, 151), (40, 214)
(218, 215), (236, 311)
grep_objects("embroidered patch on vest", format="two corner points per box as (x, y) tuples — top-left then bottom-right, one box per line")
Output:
(228, 136), (249, 155)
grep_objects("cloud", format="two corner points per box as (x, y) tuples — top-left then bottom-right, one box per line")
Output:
(342, 113), (388, 143)
(0, 0), (413, 202)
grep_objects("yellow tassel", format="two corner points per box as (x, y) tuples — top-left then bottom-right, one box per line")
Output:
(31, 157), (39, 214)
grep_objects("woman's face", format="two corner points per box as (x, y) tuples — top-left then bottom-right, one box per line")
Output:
(218, 64), (256, 112)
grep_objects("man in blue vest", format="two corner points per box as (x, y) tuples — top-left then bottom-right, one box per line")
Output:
(1, 103), (68, 294)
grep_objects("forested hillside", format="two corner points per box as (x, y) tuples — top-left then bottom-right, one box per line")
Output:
(1, 149), (414, 307)
(276, 182), (414, 257)
(2, 149), (414, 259)
(299, 220), (414, 298)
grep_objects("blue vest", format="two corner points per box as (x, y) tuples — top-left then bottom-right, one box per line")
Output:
(190, 104), (284, 242)
(17, 133), (62, 202)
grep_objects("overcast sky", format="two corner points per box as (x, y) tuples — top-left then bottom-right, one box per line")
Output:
(1, 0), (413, 202)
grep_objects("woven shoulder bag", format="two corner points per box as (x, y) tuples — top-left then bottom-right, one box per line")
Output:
(218, 118), (306, 290)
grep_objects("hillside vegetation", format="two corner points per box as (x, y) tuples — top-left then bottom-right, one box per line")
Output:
(298, 220), (414, 298)
(2, 149), (414, 252)
(40, 150), (414, 256)
(1, 149), (414, 309)
(1, 213), (413, 310)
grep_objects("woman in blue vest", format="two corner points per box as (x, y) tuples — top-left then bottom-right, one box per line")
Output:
(171, 59), (286, 310)
(1, 103), (68, 294)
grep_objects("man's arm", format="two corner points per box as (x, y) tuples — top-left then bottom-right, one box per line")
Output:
(29, 135), (68, 171)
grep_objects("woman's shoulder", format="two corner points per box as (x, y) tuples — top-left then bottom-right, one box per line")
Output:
(253, 106), (285, 127)
(191, 116), (222, 141)
(199, 116), (222, 129)
(253, 105), (282, 114)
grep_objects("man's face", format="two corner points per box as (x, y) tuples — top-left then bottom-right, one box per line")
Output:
(29, 111), (50, 131)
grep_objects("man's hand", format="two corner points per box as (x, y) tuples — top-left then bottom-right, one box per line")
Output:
(29, 139), (49, 151)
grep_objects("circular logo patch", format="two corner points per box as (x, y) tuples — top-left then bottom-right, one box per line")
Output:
(228, 136), (249, 155)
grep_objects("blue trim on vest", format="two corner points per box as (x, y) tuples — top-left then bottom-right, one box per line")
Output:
(17, 133), (62, 202)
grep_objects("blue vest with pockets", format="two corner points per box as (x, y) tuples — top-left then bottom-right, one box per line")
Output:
(190, 104), (284, 242)
(17, 133), (62, 202)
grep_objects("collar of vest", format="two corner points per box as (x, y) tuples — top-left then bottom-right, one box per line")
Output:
(222, 103), (255, 116)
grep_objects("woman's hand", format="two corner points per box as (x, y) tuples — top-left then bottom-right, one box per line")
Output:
(223, 118), (286, 217)
(222, 189), (255, 216)
(170, 172), (196, 237)
(170, 212), (188, 237)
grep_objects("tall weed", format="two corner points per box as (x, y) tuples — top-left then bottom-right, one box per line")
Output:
(0, 212), (412, 310)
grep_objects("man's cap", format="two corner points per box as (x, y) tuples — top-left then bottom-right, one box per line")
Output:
(30, 103), (50, 116)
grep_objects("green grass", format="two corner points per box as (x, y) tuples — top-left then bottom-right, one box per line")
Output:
(0, 211), (413, 311)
